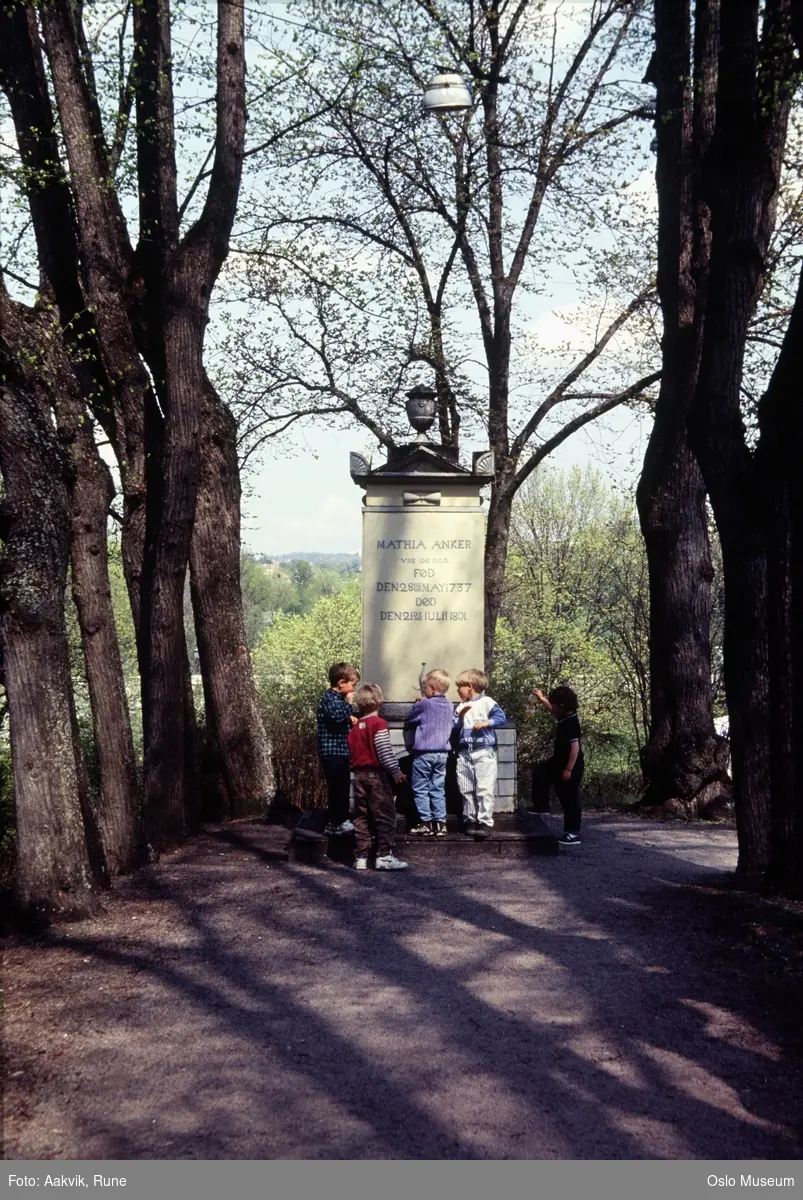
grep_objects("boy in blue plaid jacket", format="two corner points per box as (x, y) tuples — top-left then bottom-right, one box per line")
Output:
(316, 662), (359, 835)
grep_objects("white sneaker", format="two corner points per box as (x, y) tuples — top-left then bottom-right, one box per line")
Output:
(354, 857), (368, 870)
(375, 854), (409, 871)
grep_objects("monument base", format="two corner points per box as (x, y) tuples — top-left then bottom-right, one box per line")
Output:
(384, 714), (518, 815)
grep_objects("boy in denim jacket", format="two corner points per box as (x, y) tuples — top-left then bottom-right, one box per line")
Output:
(405, 668), (453, 837)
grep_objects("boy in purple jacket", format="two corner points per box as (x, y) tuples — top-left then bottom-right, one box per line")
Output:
(404, 668), (453, 837)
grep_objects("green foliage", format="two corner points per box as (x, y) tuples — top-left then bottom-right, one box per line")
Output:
(241, 555), (356, 638)
(240, 556), (297, 647)
(108, 538), (138, 679)
(494, 467), (651, 791)
(252, 581), (361, 808)
(252, 580), (361, 722)
(287, 559), (314, 591)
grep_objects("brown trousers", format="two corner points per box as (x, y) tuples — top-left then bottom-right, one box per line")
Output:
(352, 769), (397, 857)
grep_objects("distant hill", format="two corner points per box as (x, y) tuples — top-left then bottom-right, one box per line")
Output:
(249, 551), (361, 569)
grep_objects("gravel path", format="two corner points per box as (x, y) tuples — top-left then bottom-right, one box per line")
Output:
(3, 813), (802, 1160)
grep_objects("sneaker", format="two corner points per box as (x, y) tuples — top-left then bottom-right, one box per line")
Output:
(474, 823), (491, 840)
(558, 832), (582, 846)
(353, 857), (368, 870)
(375, 854), (409, 871)
(463, 821), (477, 837)
(433, 821), (447, 837)
(409, 823), (433, 836)
(325, 820), (355, 836)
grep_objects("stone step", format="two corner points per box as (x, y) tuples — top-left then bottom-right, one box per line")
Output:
(288, 809), (560, 864)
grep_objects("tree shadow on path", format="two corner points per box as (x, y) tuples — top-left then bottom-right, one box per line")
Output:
(8, 815), (802, 1159)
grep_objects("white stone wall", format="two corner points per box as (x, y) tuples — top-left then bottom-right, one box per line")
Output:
(387, 722), (518, 814)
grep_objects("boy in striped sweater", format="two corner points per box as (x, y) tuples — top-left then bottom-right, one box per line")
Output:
(348, 683), (409, 871)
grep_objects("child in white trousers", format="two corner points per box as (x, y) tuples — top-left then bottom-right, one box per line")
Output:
(453, 668), (507, 840)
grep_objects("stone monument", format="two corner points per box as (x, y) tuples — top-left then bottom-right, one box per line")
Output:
(351, 386), (517, 812)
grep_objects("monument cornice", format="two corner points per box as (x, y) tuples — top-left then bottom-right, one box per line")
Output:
(350, 445), (495, 486)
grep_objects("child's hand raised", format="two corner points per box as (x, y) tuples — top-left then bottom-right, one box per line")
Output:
(350, 715), (358, 725)
(457, 705), (472, 718)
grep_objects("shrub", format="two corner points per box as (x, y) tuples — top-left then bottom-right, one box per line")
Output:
(252, 582), (361, 808)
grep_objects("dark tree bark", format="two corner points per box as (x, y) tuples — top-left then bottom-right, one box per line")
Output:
(484, 468), (515, 677)
(757, 261), (803, 896)
(0, 4), (113, 435)
(39, 0), (151, 632)
(688, 0), (795, 875)
(0, 294), (99, 920)
(36, 0), (256, 845)
(1, 6), (143, 875)
(58, 393), (144, 874)
(130, 0), (263, 835)
(5, 0), (265, 855)
(190, 379), (274, 817)
(636, 0), (728, 812)
(755, 7), (803, 899)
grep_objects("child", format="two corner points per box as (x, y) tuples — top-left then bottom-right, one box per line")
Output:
(529, 685), (584, 846)
(316, 661), (359, 836)
(404, 668), (453, 837)
(348, 683), (408, 870)
(453, 669), (507, 839)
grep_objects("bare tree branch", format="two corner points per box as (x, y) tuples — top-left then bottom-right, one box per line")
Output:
(514, 369), (661, 489)
(108, 2), (135, 175)
(511, 286), (653, 459)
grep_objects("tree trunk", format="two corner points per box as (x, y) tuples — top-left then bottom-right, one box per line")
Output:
(66, 412), (143, 873)
(757, 261), (803, 896)
(689, 0), (792, 876)
(140, 281), (202, 849)
(38, 2), (150, 636)
(716, 543), (772, 874)
(636, 0), (726, 812)
(0, 315), (98, 921)
(190, 378), (274, 817)
(484, 478), (514, 677)
(131, 0), (247, 841)
(637, 444), (728, 811)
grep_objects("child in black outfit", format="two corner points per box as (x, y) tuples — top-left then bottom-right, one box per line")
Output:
(529, 685), (584, 846)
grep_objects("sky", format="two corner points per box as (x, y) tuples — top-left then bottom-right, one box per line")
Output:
(239, 402), (653, 557)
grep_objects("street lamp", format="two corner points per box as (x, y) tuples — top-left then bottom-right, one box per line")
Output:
(422, 72), (472, 114)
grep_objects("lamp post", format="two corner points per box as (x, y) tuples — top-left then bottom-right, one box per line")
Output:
(422, 72), (472, 114)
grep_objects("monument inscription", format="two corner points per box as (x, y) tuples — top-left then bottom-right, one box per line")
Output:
(362, 510), (484, 701)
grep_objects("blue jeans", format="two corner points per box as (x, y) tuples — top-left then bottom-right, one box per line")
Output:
(411, 752), (448, 823)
